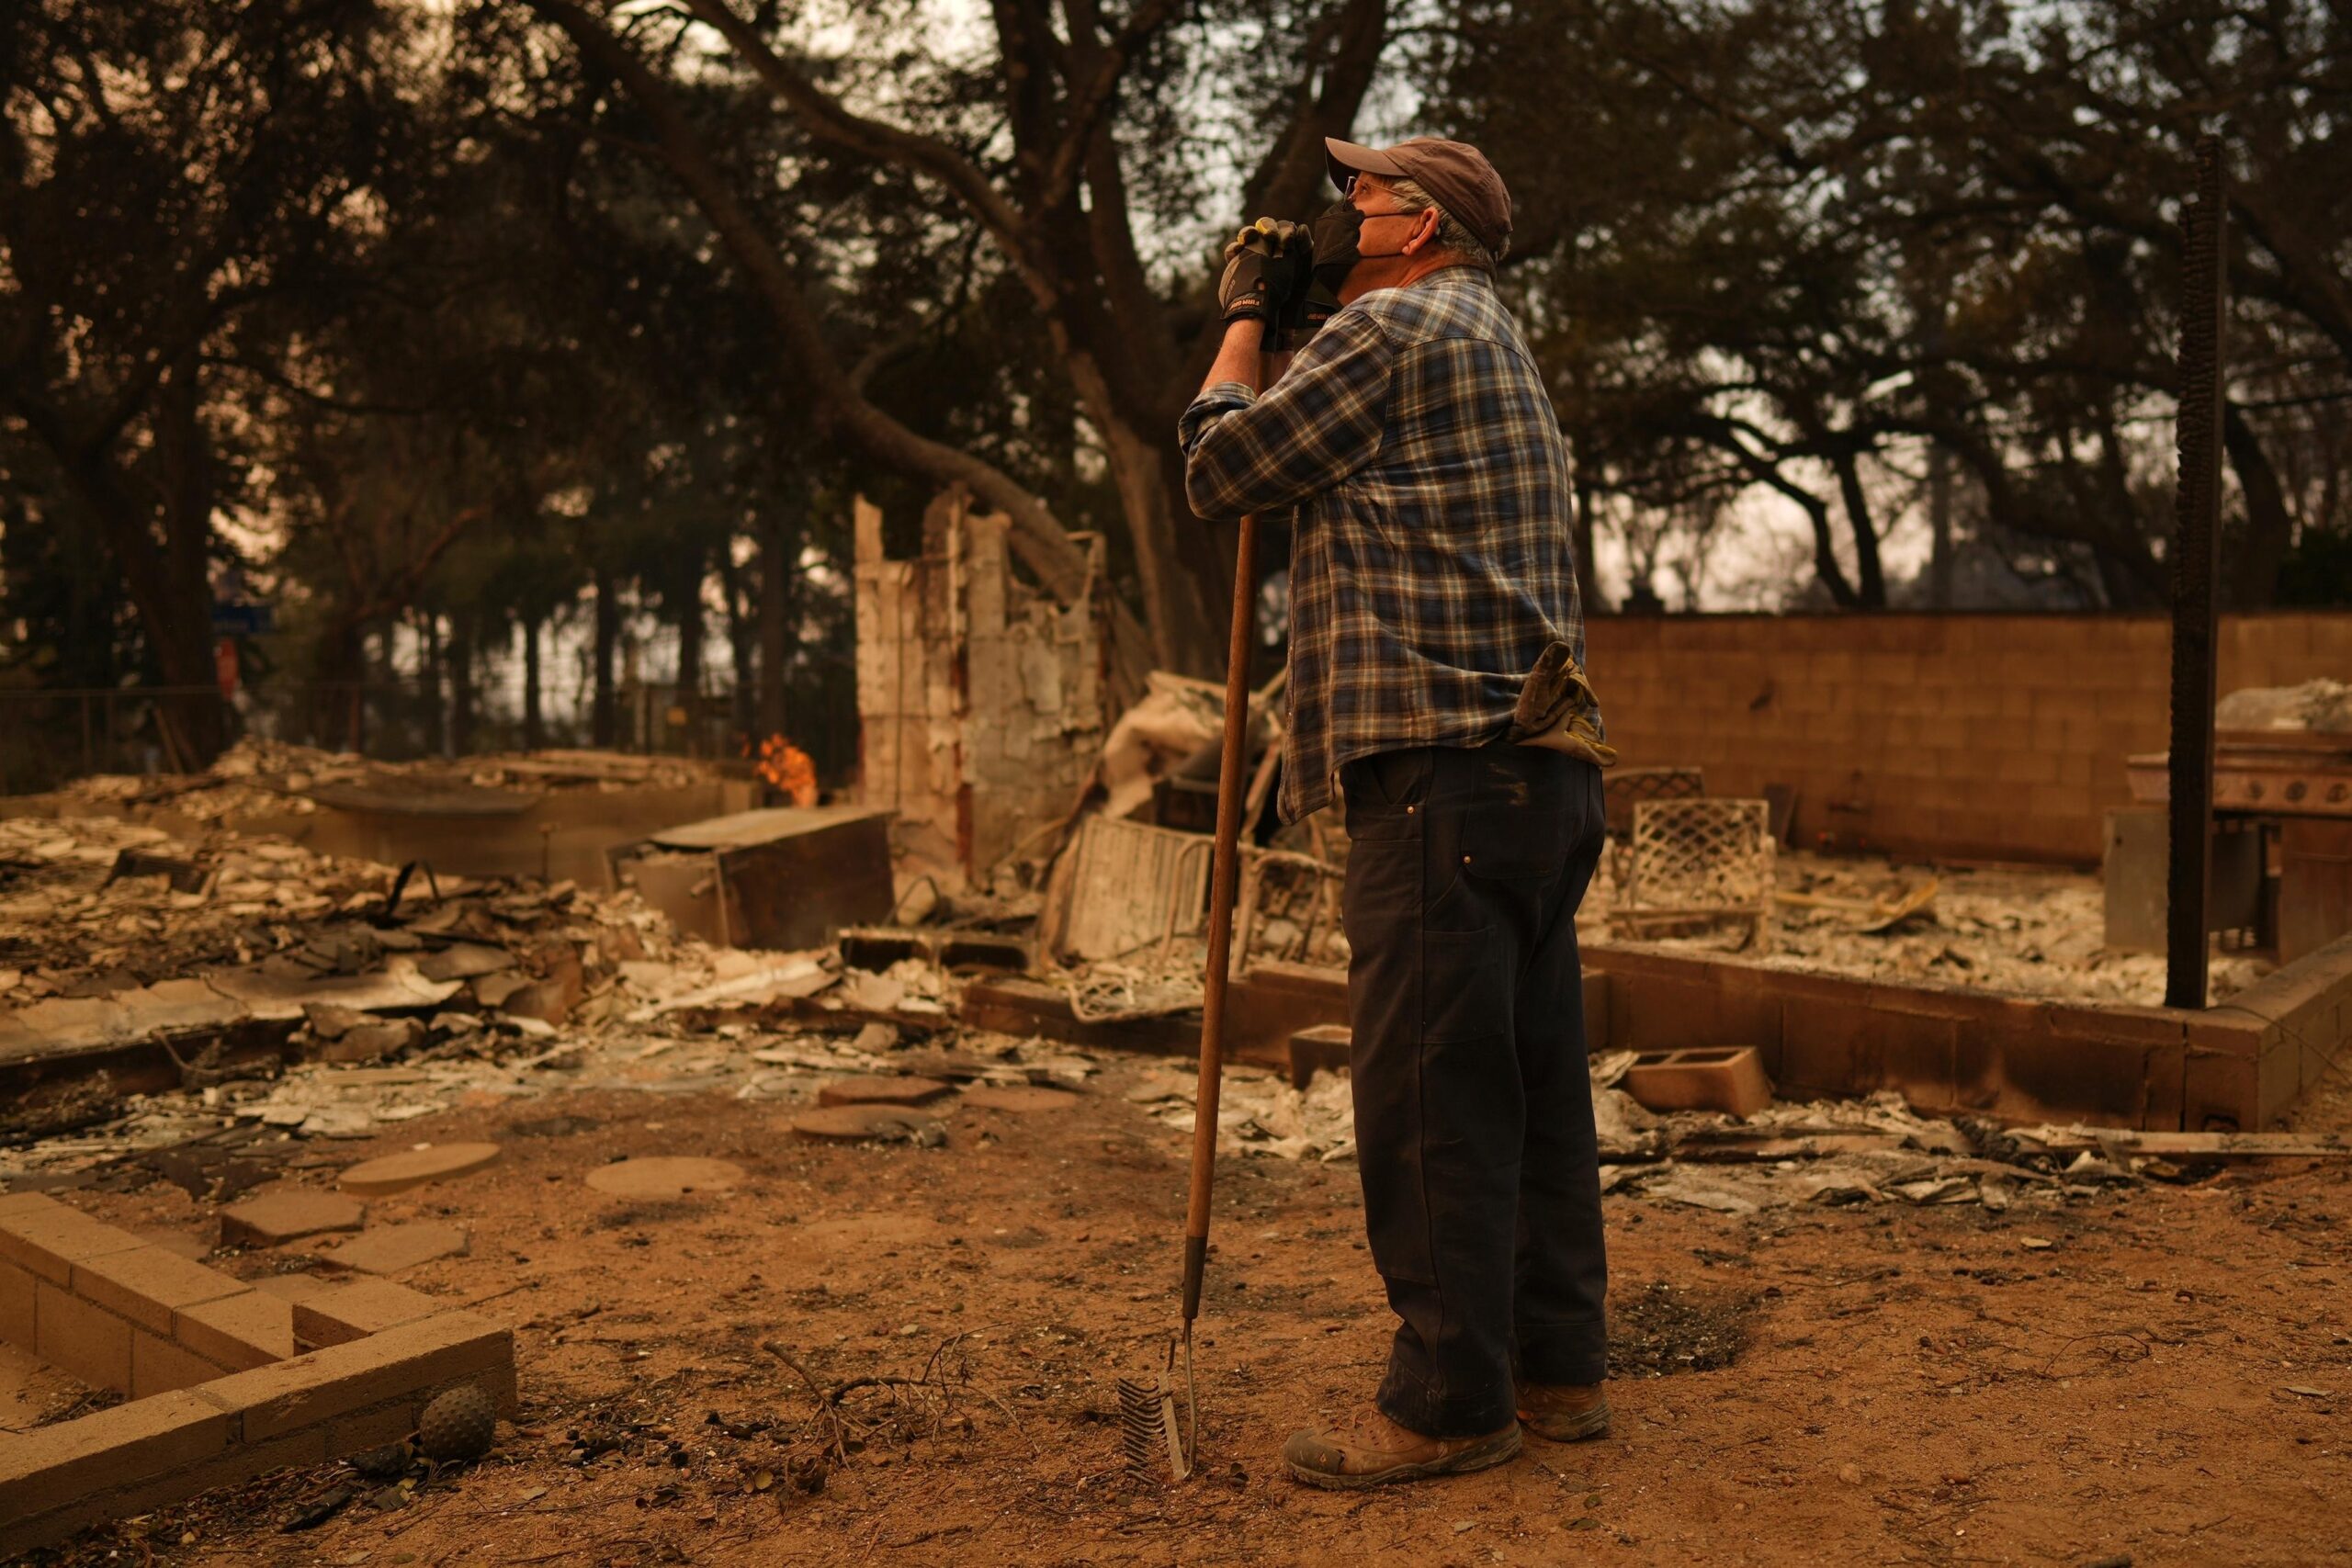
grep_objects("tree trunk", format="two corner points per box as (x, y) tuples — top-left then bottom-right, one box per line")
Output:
(534, 0), (1150, 703)
(671, 547), (707, 756)
(147, 353), (231, 766)
(1928, 444), (1955, 609)
(450, 613), (478, 757)
(46, 357), (230, 768)
(2223, 400), (2294, 610)
(1008, 338), (1219, 675)
(307, 593), (368, 755)
(1827, 446), (1886, 608)
(591, 567), (618, 748)
(757, 517), (790, 740)
(717, 546), (757, 740)
(1108, 420), (1216, 674)
(523, 616), (545, 750)
(675, 543), (707, 696)
(420, 612), (445, 756)
(1572, 463), (1604, 615)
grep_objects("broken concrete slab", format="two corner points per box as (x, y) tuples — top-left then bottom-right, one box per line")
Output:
(300, 1003), (368, 1041)
(315, 1018), (425, 1066)
(582, 1156), (745, 1199)
(414, 943), (516, 983)
(500, 966), (582, 1029)
(471, 972), (529, 1010)
(894, 1048), (1007, 1082)
(789, 1106), (944, 1145)
(623, 954), (834, 1022)
(320, 1223), (469, 1276)
(0, 979), (248, 1064)
(219, 1190), (367, 1248)
(337, 1143), (501, 1197)
(816, 1075), (951, 1108)
(959, 1085), (1079, 1114)
(204, 961), (463, 1022)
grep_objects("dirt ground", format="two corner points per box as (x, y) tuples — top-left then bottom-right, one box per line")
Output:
(25, 1054), (2352, 1568)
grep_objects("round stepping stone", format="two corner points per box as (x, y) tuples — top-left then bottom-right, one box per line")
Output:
(338, 1142), (502, 1197)
(220, 1189), (368, 1248)
(959, 1085), (1080, 1114)
(790, 1105), (940, 1144)
(816, 1075), (950, 1109)
(322, 1221), (469, 1275)
(583, 1156), (745, 1199)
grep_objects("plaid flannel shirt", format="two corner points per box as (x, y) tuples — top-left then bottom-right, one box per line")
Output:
(1178, 265), (1595, 823)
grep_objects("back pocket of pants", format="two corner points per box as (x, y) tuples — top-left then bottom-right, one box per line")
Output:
(1458, 758), (1570, 879)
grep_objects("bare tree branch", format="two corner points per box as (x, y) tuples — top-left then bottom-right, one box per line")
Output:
(528, 0), (1149, 691)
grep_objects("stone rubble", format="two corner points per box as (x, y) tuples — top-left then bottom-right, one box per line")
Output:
(1581, 848), (2273, 1007)
(0, 759), (2266, 1236)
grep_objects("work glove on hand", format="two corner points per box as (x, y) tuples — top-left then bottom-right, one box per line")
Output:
(1277, 280), (1343, 352)
(1217, 218), (1307, 324)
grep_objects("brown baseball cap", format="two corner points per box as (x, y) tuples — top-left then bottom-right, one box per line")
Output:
(1325, 136), (1512, 257)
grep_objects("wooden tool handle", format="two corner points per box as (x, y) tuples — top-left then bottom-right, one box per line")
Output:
(1182, 506), (1259, 1324)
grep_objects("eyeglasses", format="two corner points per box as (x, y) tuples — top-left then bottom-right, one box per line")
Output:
(1343, 171), (1422, 217)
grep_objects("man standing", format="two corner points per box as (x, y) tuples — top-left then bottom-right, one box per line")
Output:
(1179, 137), (1614, 1489)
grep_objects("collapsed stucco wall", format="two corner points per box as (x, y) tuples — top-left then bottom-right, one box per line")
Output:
(853, 490), (1108, 887)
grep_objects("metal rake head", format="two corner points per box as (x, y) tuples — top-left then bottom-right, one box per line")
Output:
(1114, 1335), (1195, 1483)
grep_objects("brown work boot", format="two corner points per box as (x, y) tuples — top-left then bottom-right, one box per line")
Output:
(1515, 1380), (1611, 1442)
(1281, 1407), (1521, 1490)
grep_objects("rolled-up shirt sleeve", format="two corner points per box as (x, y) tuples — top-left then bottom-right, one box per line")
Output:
(1177, 311), (1392, 521)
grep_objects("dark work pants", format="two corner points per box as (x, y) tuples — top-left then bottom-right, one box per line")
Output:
(1339, 743), (1609, 1438)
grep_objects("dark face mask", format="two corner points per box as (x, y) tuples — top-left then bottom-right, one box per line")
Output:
(1308, 201), (1366, 294)
(1311, 197), (1422, 287)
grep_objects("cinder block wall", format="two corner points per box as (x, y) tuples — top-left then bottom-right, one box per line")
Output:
(1588, 611), (2352, 864)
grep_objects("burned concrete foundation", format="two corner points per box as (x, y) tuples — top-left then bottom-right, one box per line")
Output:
(1583, 931), (2352, 1132)
(959, 935), (2352, 1133)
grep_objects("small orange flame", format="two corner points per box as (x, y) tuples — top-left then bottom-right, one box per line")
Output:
(750, 734), (818, 806)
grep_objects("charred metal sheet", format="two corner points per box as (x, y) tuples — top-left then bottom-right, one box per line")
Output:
(1045, 816), (1212, 963)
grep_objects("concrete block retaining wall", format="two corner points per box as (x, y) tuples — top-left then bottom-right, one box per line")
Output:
(1582, 930), (2352, 1130)
(0, 1195), (514, 1554)
(1590, 610), (2352, 863)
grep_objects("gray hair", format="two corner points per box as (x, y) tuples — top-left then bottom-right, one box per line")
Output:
(1377, 175), (1505, 267)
